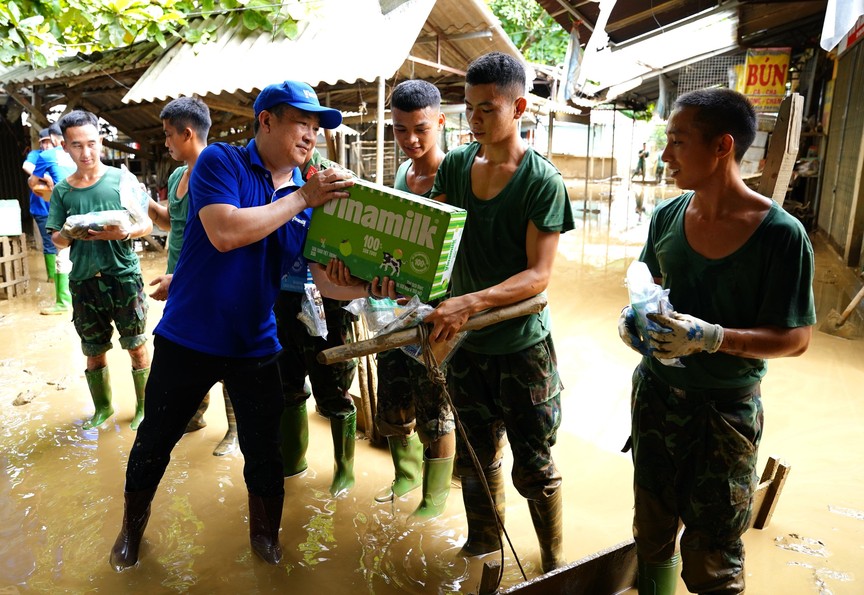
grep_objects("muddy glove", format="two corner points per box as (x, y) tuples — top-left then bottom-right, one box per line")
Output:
(617, 306), (655, 357)
(647, 311), (724, 357)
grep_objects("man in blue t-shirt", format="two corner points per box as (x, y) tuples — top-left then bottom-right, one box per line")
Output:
(21, 128), (54, 281)
(110, 81), (383, 571)
(27, 125), (77, 314)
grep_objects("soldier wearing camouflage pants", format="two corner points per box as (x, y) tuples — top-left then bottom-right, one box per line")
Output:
(45, 110), (153, 431)
(618, 88), (816, 593)
(275, 289), (358, 497)
(424, 53), (575, 574)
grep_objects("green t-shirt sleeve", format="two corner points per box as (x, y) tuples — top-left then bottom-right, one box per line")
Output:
(45, 183), (69, 232)
(757, 211), (817, 328)
(526, 170), (574, 234)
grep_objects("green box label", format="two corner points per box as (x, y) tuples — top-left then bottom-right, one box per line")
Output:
(303, 179), (466, 302)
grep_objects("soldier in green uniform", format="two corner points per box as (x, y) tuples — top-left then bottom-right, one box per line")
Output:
(425, 52), (575, 574)
(372, 79), (456, 518)
(618, 88), (816, 593)
(46, 110), (153, 431)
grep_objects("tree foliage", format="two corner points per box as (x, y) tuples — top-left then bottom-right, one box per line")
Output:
(487, 0), (568, 66)
(0, 0), (305, 67)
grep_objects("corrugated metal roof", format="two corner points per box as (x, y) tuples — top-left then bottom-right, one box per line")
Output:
(0, 0), (528, 170)
(0, 42), (163, 87)
(123, 0), (438, 104)
(578, 6), (739, 100)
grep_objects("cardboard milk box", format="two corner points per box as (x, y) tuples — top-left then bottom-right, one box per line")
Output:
(303, 179), (466, 302)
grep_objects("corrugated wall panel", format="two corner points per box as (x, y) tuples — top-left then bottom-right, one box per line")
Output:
(818, 43), (864, 257)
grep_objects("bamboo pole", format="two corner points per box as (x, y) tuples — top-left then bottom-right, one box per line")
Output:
(317, 294), (548, 365)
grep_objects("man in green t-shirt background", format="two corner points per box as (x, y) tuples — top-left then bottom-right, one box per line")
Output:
(46, 110), (153, 431)
(372, 79), (456, 518)
(147, 97), (239, 456)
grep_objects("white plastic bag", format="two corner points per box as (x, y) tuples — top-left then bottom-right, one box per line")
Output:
(625, 260), (683, 367)
(61, 209), (134, 240)
(119, 164), (150, 225)
(297, 283), (328, 339)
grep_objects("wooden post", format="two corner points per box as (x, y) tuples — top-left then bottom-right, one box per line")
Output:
(475, 560), (502, 595)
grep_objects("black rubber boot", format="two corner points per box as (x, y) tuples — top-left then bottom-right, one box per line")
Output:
(109, 488), (157, 571)
(458, 465), (505, 557)
(248, 493), (284, 565)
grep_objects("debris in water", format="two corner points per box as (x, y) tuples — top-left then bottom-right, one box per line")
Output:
(774, 534), (830, 557)
(828, 505), (864, 521)
(13, 390), (35, 406)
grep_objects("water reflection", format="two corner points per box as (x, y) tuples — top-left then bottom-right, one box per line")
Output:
(1, 193), (862, 594)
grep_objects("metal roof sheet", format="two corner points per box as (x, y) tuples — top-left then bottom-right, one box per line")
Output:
(0, 42), (163, 87)
(122, 0), (438, 104)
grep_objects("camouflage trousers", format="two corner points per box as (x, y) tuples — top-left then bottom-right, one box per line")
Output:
(375, 347), (454, 443)
(630, 364), (763, 594)
(448, 335), (563, 499)
(70, 273), (148, 357)
(274, 291), (357, 420)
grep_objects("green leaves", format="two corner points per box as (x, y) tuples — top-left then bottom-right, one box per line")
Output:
(488, 0), (568, 66)
(0, 0), (301, 67)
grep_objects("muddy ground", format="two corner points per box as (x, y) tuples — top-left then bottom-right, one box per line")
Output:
(0, 184), (862, 594)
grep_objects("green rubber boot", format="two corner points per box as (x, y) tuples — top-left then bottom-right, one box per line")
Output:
(280, 402), (309, 477)
(130, 367), (148, 431)
(41, 272), (71, 315)
(638, 554), (681, 595)
(83, 367), (114, 429)
(527, 487), (566, 573)
(411, 451), (454, 519)
(374, 433), (423, 503)
(213, 387), (238, 456)
(458, 465), (506, 557)
(329, 411), (356, 497)
(43, 253), (56, 283)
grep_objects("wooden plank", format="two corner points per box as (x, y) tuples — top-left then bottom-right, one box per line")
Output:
(493, 457), (790, 594)
(752, 459), (791, 530)
(499, 540), (637, 595)
(757, 93), (803, 205)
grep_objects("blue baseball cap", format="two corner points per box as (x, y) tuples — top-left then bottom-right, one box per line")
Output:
(253, 80), (343, 129)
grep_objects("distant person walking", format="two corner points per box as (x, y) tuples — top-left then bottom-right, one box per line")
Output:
(632, 142), (649, 181)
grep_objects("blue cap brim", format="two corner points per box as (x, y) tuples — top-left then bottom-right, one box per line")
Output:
(295, 103), (342, 129)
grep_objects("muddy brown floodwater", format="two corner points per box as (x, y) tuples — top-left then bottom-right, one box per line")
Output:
(1, 183), (862, 594)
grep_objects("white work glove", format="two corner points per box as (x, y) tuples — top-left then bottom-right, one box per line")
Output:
(617, 306), (656, 357)
(646, 311), (724, 358)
